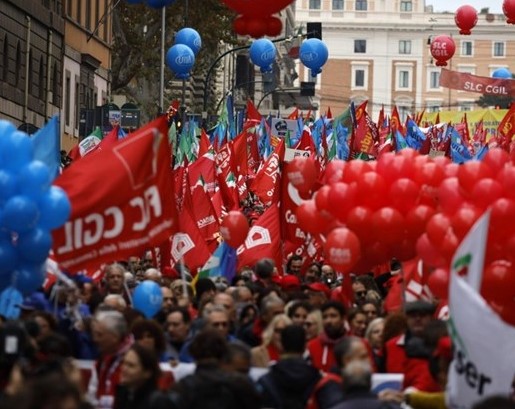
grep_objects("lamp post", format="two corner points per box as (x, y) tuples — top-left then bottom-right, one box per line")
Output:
(202, 34), (304, 118)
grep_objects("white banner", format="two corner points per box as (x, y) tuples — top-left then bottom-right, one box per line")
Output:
(447, 211), (515, 409)
(271, 118), (299, 140)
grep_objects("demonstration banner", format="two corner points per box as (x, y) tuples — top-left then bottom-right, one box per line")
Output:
(52, 116), (177, 271)
(440, 68), (515, 97)
(447, 211), (515, 409)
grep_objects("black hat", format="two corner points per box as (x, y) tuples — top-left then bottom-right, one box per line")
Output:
(404, 300), (436, 315)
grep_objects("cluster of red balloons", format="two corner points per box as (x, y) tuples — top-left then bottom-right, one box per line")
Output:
(220, 210), (249, 248)
(288, 149), (515, 326)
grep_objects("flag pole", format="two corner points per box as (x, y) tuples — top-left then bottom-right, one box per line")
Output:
(159, 6), (166, 114)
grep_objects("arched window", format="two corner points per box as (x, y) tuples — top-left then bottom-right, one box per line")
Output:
(2, 35), (8, 82)
(15, 41), (21, 87)
(39, 56), (45, 100)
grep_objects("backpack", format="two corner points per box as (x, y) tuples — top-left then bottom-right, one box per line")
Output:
(306, 373), (342, 409)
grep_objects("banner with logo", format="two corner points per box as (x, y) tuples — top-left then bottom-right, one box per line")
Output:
(271, 118), (299, 140)
(447, 211), (515, 409)
(53, 116), (177, 271)
(440, 68), (515, 97)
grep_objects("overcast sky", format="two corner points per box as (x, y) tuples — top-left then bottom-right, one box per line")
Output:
(427, 0), (502, 13)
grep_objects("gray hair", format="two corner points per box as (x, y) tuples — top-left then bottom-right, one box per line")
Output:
(93, 310), (128, 338)
(342, 360), (372, 393)
(203, 304), (228, 319)
(260, 294), (284, 314)
(103, 294), (127, 309)
(105, 263), (126, 278)
(365, 317), (385, 341)
(144, 268), (162, 279)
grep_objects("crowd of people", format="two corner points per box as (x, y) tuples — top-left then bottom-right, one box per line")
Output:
(0, 255), (513, 409)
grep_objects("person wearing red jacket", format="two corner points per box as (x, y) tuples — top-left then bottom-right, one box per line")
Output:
(308, 301), (347, 372)
(385, 300), (441, 392)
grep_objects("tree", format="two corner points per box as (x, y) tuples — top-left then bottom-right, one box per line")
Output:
(111, 0), (238, 120)
(476, 94), (513, 109)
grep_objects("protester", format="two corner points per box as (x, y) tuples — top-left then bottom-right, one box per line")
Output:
(251, 314), (292, 368)
(222, 341), (252, 376)
(164, 307), (191, 362)
(286, 255), (303, 277)
(347, 308), (368, 338)
(287, 300), (313, 326)
(365, 317), (385, 372)
(305, 309), (323, 341)
(239, 294), (285, 347)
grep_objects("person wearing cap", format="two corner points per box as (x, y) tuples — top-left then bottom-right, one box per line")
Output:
(307, 301), (348, 372)
(281, 275), (302, 294)
(384, 300), (441, 392)
(306, 282), (331, 309)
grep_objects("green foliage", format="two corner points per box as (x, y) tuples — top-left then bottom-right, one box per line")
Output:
(476, 94), (513, 109)
(111, 0), (238, 119)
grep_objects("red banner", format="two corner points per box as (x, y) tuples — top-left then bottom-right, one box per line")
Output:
(440, 68), (515, 96)
(52, 116), (177, 272)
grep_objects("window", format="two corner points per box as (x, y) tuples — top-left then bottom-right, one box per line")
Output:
(355, 0), (367, 10)
(354, 39), (366, 53)
(398, 70), (409, 88)
(65, 72), (71, 127)
(95, 0), (100, 33)
(74, 78), (80, 131)
(493, 42), (505, 57)
(86, 0), (91, 30)
(399, 40), (411, 54)
(103, 0), (108, 40)
(429, 71), (440, 89)
(309, 0), (321, 9)
(39, 57), (45, 100)
(352, 64), (368, 90)
(67, 0), (72, 16)
(52, 62), (58, 106)
(2, 35), (8, 82)
(15, 41), (21, 87)
(355, 70), (365, 87)
(461, 41), (473, 56)
(400, 1), (412, 11)
(28, 50), (33, 95)
(77, 0), (81, 24)
(332, 0), (343, 10)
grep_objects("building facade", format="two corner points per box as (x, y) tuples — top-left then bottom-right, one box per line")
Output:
(0, 0), (64, 132)
(61, 0), (112, 151)
(295, 0), (515, 119)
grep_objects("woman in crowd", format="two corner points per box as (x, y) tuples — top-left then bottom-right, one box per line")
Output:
(304, 309), (323, 341)
(114, 344), (170, 409)
(348, 308), (368, 338)
(287, 300), (312, 326)
(361, 300), (381, 324)
(365, 317), (385, 372)
(250, 314), (292, 367)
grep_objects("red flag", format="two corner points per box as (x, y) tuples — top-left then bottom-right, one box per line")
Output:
(251, 139), (285, 206)
(246, 99), (262, 123)
(327, 107), (333, 120)
(68, 144), (81, 162)
(188, 152), (216, 196)
(173, 165), (187, 211)
(281, 161), (307, 248)
(96, 126), (119, 151)
(497, 102), (515, 144)
(52, 116), (177, 272)
(245, 125), (260, 173)
(435, 112), (441, 125)
(377, 105), (385, 130)
(353, 112), (378, 156)
(288, 107), (299, 120)
(237, 204), (282, 271)
(473, 119), (487, 146)
(198, 129), (212, 158)
(391, 106), (405, 135)
(216, 143), (239, 210)
(295, 127), (317, 156)
(232, 131), (248, 177)
(171, 206), (211, 273)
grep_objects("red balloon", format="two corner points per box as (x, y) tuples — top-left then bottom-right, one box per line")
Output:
(296, 200), (330, 235)
(323, 160), (346, 184)
(220, 211), (249, 248)
(396, 237), (417, 262)
(455, 5), (478, 35)
(451, 206), (481, 240)
(438, 230), (459, 261)
(418, 185), (439, 208)
(314, 185), (331, 212)
(327, 182), (357, 221)
(416, 233), (446, 268)
(426, 213), (451, 246)
(427, 268), (450, 299)
(398, 148), (419, 161)
(287, 157), (318, 194)
(389, 178), (420, 213)
(222, 0), (293, 16)
(371, 207), (405, 245)
(503, 0), (515, 24)
(489, 298), (515, 326)
(376, 152), (396, 176)
(267, 16), (282, 36)
(342, 160), (372, 184)
(364, 240), (391, 266)
(470, 178), (503, 210)
(444, 163), (459, 178)
(356, 171), (387, 209)
(506, 233), (515, 263)
(381, 155), (414, 184)
(430, 35), (455, 67)
(490, 198), (515, 239)
(496, 166), (515, 199)
(405, 205), (436, 239)
(414, 162), (446, 187)
(438, 177), (465, 215)
(324, 227), (361, 273)
(432, 156), (451, 168)
(346, 206), (374, 244)
(483, 148), (510, 175)
(458, 161), (494, 192)
(482, 260), (515, 303)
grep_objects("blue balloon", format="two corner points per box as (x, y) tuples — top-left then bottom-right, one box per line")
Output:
(300, 38), (329, 76)
(0, 238), (18, 275)
(2, 195), (40, 233)
(0, 170), (16, 205)
(249, 39), (276, 73)
(166, 44), (195, 76)
(13, 263), (45, 295)
(0, 120), (16, 170)
(175, 28), (202, 56)
(17, 161), (52, 200)
(146, 0), (175, 8)
(1, 130), (34, 172)
(492, 67), (512, 79)
(37, 186), (71, 230)
(17, 228), (52, 264)
(133, 280), (163, 318)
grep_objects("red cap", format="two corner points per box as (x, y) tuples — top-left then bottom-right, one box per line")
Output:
(307, 282), (331, 298)
(281, 275), (301, 290)
(434, 336), (452, 361)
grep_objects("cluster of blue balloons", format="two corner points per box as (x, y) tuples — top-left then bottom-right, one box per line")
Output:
(166, 28), (201, 79)
(133, 280), (163, 318)
(0, 120), (71, 295)
(300, 38), (329, 77)
(250, 39), (277, 73)
(126, 0), (176, 8)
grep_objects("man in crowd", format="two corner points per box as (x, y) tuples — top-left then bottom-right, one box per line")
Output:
(286, 255), (303, 277)
(165, 307), (191, 362)
(238, 294), (284, 347)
